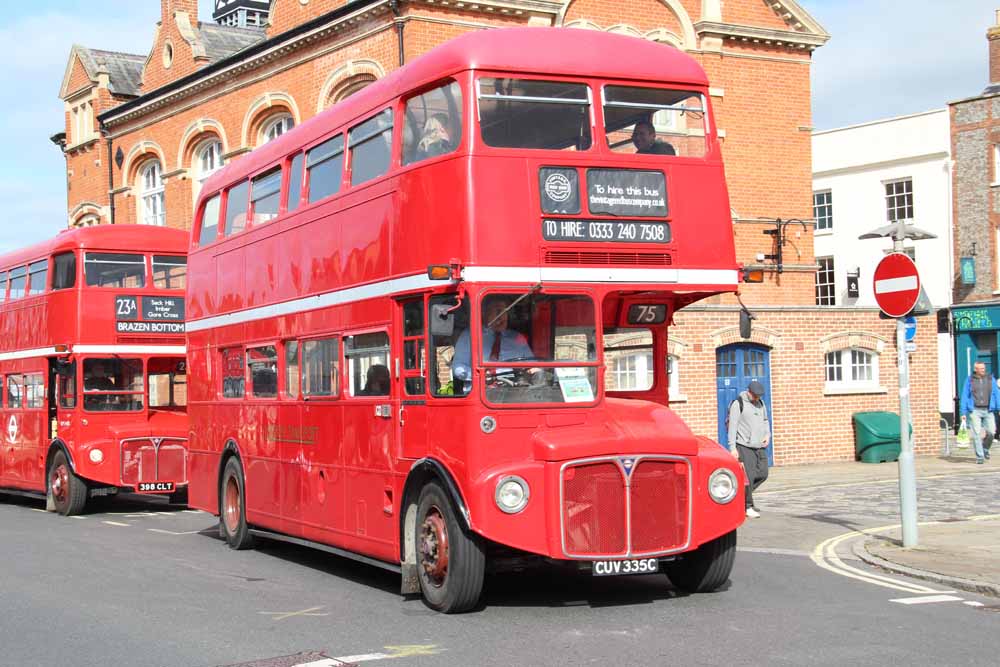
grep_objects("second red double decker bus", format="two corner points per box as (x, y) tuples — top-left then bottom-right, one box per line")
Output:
(187, 28), (744, 612)
(0, 225), (189, 515)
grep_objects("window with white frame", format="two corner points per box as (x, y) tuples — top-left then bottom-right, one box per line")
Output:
(139, 160), (165, 226)
(613, 351), (653, 390)
(824, 348), (879, 391)
(260, 113), (294, 145)
(815, 256), (835, 306)
(885, 178), (913, 223)
(813, 190), (832, 231)
(194, 140), (224, 195)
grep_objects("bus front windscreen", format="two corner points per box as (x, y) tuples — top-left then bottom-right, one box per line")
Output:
(83, 358), (144, 412)
(461, 292), (598, 405)
(603, 86), (708, 159)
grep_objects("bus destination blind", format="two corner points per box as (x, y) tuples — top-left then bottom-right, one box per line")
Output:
(542, 219), (670, 243)
(115, 296), (186, 334)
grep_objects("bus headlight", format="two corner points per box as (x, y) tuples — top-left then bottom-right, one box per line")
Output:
(708, 468), (737, 504)
(89, 449), (104, 464)
(495, 476), (529, 514)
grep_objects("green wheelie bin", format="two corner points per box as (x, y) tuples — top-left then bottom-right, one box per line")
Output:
(853, 411), (908, 463)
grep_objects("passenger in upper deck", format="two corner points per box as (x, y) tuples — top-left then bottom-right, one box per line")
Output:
(415, 113), (455, 161)
(631, 120), (676, 156)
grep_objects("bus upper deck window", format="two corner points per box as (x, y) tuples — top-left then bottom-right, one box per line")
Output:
(198, 194), (221, 246)
(477, 78), (592, 151)
(287, 153), (304, 212)
(223, 180), (250, 237)
(0, 271), (7, 302)
(349, 109), (393, 186)
(403, 81), (463, 165)
(153, 255), (187, 289)
(603, 86), (707, 159)
(307, 136), (344, 203)
(85, 253), (145, 288)
(8, 266), (28, 299)
(251, 167), (282, 225)
(52, 252), (76, 290)
(27, 259), (48, 296)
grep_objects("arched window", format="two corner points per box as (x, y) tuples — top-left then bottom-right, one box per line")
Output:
(824, 348), (880, 393)
(139, 160), (165, 226)
(260, 113), (294, 145)
(194, 139), (224, 196)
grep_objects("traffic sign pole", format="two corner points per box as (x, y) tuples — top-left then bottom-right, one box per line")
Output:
(896, 318), (918, 548)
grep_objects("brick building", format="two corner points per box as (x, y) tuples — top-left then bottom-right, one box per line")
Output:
(951, 9), (1000, 408)
(54, 0), (941, 464)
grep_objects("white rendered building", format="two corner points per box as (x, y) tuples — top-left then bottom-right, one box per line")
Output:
(812, 109), (954, 416)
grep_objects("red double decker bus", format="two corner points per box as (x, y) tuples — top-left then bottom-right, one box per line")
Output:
(187, 28), (744, 612)
(0, 225), (188, 515)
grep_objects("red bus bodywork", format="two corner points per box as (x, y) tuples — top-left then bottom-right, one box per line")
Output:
(187, 28), (744, 611)
(0, 225), (189, 514)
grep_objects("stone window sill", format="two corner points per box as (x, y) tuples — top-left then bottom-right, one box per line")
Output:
(669, 393), (688, 404)
(824, 384), (887, 396)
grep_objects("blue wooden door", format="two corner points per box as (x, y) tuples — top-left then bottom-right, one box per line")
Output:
(717, 344), (773, 465)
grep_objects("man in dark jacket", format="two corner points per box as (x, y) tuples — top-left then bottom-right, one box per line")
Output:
(960, 361), (1000, 464)
(727, 380), (770, 518)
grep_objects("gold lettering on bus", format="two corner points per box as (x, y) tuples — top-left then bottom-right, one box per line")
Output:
(265, 424), (319, 445)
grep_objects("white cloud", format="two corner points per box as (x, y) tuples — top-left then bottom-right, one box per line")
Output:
(807, 0), (1000, 129)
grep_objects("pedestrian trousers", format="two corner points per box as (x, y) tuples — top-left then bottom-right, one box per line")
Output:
(968, 408), (995, 460)
(736, 444), (769, 509)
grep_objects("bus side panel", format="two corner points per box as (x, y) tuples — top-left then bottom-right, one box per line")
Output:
(393, 159), (470, 274)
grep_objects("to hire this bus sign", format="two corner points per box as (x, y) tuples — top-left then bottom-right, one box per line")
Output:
(115, 295), (186, 334)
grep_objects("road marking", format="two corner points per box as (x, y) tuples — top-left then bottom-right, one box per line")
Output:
(891, 594), (964, 605)
(964, 601), (985, 607)
(148, 528), (200, 535)
(30, 508), (47, 513)
(295, 645), (443, 666)
(103, 520), (130, 527)
(70, 515), (86, 520)
(811, 523), (952, 594)
(259, 606), (330, 621)
(739, 547), (812, 557)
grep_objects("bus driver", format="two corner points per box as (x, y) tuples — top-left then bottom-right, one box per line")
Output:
(452, 297), (533, 391)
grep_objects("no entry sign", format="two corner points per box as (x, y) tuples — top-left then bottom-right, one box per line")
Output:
(873, 252), (921, 318)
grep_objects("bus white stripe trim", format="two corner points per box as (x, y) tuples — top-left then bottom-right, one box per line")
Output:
(72, 345), (187, 355)
(185, 273), (442, 333)
(185, 268), (739, 333)
(874, 276), (918, 294)
(0, 347), (61, 362)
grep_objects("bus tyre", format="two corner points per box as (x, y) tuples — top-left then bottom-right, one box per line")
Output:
(664, 529), (736, 593)
(220, 457), (254, 550)
(416, 482), (485, 613)
(48, 450), (88, 516)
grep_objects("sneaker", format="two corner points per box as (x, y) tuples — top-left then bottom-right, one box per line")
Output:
(745, 507), (761, 518)
(977, 458), (985, 465)
(986, 450), (991, 460)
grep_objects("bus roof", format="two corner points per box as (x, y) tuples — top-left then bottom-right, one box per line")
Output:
(201, 27), (709, 196)
(0, 225), (189, 270)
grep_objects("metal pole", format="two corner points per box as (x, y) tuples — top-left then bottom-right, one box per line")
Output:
(897, 318), (918, 547)
(893, 224), (918, 547)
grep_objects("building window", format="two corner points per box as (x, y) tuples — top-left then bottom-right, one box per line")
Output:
(815, 256), (835, 306)
(139, 161), (165, 226)
(825, 348), (879, 392)
(813, 190), (832, 231)
(667, 354), (681, 398)
(194, 140), (224, 196)
(612, 352), (653, 390)
(885, 178), (913, 223)
(260, 113), (294, 145)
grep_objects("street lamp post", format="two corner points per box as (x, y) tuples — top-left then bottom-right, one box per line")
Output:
(859, 219), (937, 548)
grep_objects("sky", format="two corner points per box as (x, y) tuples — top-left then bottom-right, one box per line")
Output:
(0, 0), (997, 253)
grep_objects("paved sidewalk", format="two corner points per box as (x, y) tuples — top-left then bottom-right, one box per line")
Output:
(747, 447), (1000, 597)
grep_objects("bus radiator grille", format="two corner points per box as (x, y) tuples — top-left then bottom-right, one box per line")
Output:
(545, 251), (672, 266)
(628, 460), (689, 555)
(561, 462), (627, 557)
(121, 438), (188, 486)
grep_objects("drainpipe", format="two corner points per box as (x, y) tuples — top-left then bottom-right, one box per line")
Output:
(390, 0), (405, 66)
(100, 120), (116, 225)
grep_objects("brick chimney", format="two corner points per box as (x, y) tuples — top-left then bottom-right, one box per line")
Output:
(989, 9), (1000, 83)
(161, 0), (199, 25)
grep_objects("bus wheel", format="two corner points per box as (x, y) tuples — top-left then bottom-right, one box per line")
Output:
(48, 450), (87, 516)
(220, 457), (254, 550)
(664, 529), (736, 593)
(415, 482), (485, 613)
